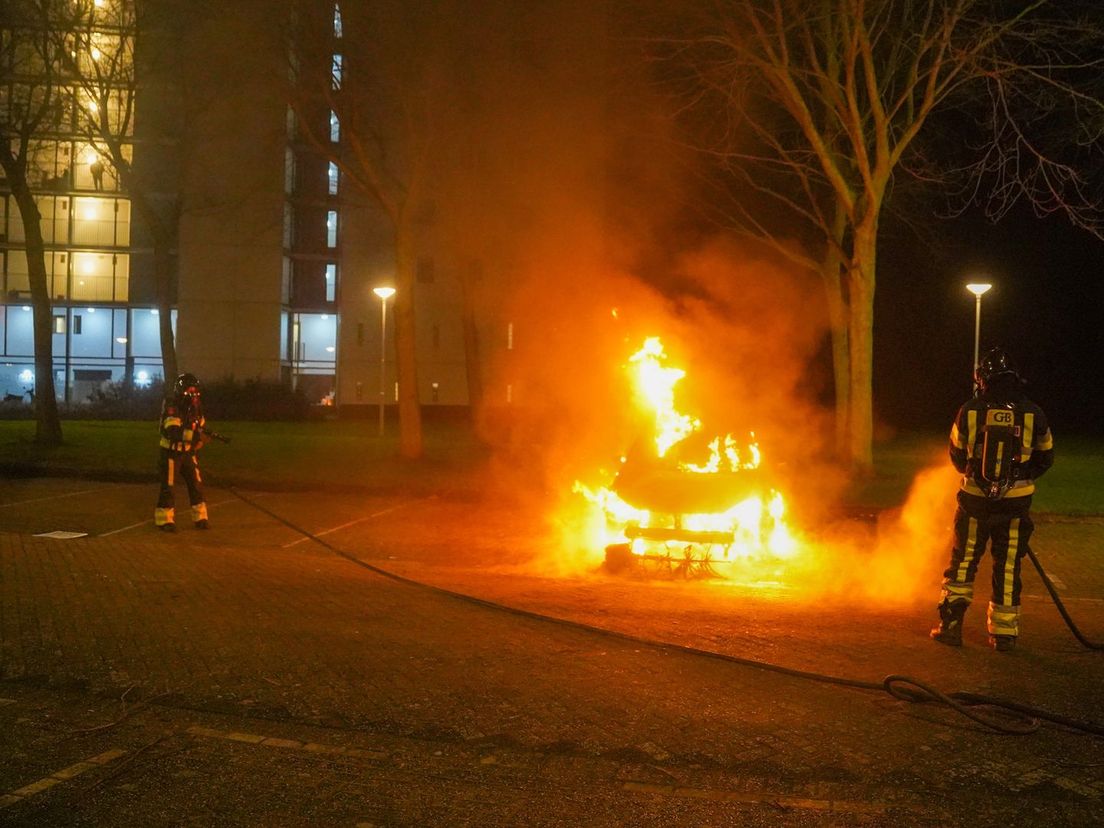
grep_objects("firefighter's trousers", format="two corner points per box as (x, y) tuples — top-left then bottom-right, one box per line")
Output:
(155, 449), (208, 526)
(939, 491), (1034, 637)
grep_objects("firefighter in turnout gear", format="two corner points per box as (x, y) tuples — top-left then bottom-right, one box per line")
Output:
(931, 348), (1054, 651)
(154, 373), (210, 532)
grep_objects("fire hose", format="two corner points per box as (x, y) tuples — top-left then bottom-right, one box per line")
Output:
(1026, 546), (1104, 650)
(223, 485), (1104, 739)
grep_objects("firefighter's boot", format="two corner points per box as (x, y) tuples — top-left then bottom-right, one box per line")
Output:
(989, 635), (1016, 652)
(930, 600), (968, 646)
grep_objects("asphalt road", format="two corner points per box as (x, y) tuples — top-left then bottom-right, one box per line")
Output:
(2, 477), (1103, 826)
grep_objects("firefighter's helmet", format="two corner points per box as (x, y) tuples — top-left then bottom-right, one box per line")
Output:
(172, 373), (202, 416)
(975, 347), (1020, 393)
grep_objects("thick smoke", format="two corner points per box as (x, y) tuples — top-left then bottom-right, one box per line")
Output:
(428, 0), (957, 592)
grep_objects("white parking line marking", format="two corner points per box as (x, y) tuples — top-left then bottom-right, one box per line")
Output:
(1023, 594), (1101, 603)
(0, 749), (125, 809)
(97, 497), (239, 537)
(0, 487), (109, 508)
(98, 520), (151, 538)
(281, 502), (416, 548)
(187, 725), (386, 759)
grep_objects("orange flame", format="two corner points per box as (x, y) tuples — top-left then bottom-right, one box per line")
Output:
(574, 337), (800, 569)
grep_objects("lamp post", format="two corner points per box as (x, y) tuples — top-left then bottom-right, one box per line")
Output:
(966, 282), (992, 392)
(372, 286), (395, 437)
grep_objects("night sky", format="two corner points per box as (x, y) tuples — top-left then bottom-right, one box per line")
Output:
(874, 205), (1104, 436)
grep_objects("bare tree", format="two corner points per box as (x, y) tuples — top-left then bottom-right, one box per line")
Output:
(0, 0), (77, 445)
(661, 0), (1104, 470)
(287, 0), (469, 460)
(58, 0), (183, 382)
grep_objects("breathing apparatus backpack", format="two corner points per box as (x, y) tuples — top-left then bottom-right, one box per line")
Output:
(972, 402), (1022, 500)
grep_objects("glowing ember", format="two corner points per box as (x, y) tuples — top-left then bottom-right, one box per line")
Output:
(576, 337), (799, 573)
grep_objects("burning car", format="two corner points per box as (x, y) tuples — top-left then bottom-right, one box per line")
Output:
(576, 337), (797, 577)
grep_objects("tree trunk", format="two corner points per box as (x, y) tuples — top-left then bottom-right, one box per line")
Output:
(127, 187), (178, 383)
(154, 244), (178, 382)
(846, 220), (878, 472)
(12, 189), (63, 446)
(394, 225), (424, 459)
(820, 207), (849, 457)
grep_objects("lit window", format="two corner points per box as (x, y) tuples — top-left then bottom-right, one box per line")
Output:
(325, 263), (337, 302)
(328, 161), (338, 195)
(53, 315), (66, 334)
(329, 111), (340, 142)
(506, 322), (514, 350)
(331, 54), (343, 89)
(326, 211), (338, 247)
(333, 3), (343, 37)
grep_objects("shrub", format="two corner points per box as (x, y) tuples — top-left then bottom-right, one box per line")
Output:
(80, 378), (167, 420)
(198, 377), (311, 421)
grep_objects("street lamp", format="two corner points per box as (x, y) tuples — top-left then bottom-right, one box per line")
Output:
(372, 286), (395, 437)
(966, 282), (992, 391)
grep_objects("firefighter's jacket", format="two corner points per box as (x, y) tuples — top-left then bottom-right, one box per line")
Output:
(949, 394), (1054, 499)
(159, 401), (206, 454)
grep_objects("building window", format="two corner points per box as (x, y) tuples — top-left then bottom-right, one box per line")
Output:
(326, 211), (338, 248)
(53, 315), (66, 334)
(285, 105), (297, 140)
(71, 197), (130, 246)
(325, 263), (336, 302)
(327, 161), (338, 195)
(333, 3), (343, 37)
(329, 110), (340, 142)
(71, 252), (128, 301)
(281, 256), (291, 304)
(506, 321), (514, 350)
(331, 54), (343, 89)
(283, 203), (294, 247)
(292, 312), (337, 364)
(284, 148), (296, 195)
(73, 314), (83, 335)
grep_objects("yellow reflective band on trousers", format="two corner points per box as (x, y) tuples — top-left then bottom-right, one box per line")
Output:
(155, 507), (175, 526)
(988, 601), (1020, 637)
(191, 502), (208, 522)
(942, 512), (978, 605)
(1001, 518), (1021, 605)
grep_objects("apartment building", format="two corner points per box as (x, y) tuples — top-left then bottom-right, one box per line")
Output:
(0, 0), (170, 404)
(2, 0), (610, 412)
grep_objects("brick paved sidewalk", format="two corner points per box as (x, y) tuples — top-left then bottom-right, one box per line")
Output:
(4, 478), (1104, 825)
(3, 517), (1104, 826)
